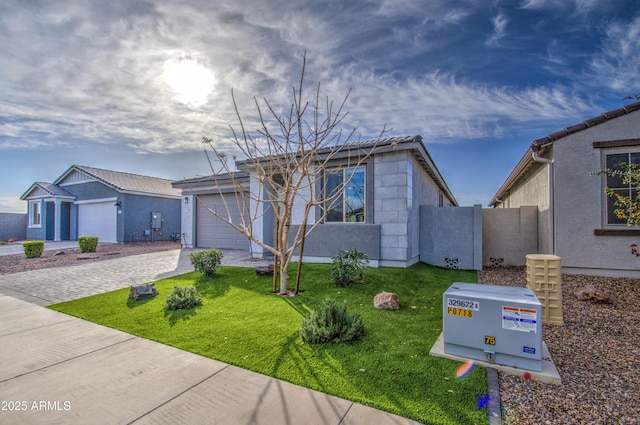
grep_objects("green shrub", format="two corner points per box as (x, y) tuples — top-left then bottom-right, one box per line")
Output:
(78, 236), (99, 253)
(300, 299), (365, 344)
(165, 286), (202, 311)
(330, 248), (369, 287)
(190, 248), (224, 277)
(23, 240), (45, 258)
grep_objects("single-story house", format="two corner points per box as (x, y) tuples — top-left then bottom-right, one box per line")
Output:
(173, 135), (457, 267)
(21, 165), (182, 243)
(489, 100), (640, 277)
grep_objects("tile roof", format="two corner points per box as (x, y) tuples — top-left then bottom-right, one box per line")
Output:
(489, 101), (640, 207)
(20, 182), (75, 200)
(56, 165), (181, 197)
(181, 135), (458, 206)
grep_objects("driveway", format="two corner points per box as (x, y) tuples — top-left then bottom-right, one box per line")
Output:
(0, 248), (268, 306)
(0, 249), (420, 425)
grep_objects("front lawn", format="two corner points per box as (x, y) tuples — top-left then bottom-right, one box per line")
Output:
(49, 263), (487, 425)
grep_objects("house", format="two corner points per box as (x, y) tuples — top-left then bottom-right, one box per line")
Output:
(21, 165), (182, 243)
(173, 135), (457, 267)
(489, 101), (640, 277)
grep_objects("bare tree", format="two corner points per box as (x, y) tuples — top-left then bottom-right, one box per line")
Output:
(200, 53), (386, 295)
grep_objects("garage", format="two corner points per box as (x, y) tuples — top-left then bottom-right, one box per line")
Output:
(78, 201), (117, 243)
(196, 194), (250, 250)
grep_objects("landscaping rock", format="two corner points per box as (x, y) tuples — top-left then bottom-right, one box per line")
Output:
(129, 284), (158, 300)
(575, 285), (613, 303)
(374, 291), (399, 310)
(53, 250), (65, 256)
(256, 264), (275, 276)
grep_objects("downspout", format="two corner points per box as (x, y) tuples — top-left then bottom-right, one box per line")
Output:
(531, 144), (555, 254)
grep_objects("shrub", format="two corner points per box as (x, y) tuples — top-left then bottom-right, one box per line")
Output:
(23, 240), (45, 258)
(165, 286), (202, 311)
(78, 236), (99, 253)
(190, 248), (224, 277)
(300, 299), (365, 344)
(330, 248), (369, 287)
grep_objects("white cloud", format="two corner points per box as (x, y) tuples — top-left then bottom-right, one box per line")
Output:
(588, 17), (640, 93)
(486, 12), (508, 47)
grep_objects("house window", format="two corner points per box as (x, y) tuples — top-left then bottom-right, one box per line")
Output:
(605, 152), (640, 225)
(326, 167), (366, 223)
(29, 200), (42, 227)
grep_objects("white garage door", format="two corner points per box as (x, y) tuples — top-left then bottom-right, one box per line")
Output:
(196, 194), (249, 250)
(78, 201), (117, 243)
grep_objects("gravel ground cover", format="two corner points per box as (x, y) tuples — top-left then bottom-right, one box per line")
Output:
(481, 267), (639, 425)
(0, 241), (180, 275)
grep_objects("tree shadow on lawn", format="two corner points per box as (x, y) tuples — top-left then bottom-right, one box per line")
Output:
(193, 274), (232, 299)
(163, 306), (199, 326)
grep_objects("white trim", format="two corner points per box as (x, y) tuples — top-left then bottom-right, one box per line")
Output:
(58, 178), (94, 186)
(28, 200), (42, 228)
(120, 190), (181, 199)
(74, 197), (118, 205)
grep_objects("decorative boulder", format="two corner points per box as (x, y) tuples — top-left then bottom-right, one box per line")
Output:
(129, 284), (158, 300)
(256, 264), (275, 276)
(575, 285), (612, 303)
(374, 291), (400, 310)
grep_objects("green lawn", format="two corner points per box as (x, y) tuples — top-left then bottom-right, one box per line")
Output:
(49, 262), (487, 425)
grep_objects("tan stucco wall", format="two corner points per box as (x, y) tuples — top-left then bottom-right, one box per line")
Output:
(495, 161), (551, 254)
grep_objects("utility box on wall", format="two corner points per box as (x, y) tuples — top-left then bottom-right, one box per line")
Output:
(151, 212), (162, 230)
(443, 283), (543, 371)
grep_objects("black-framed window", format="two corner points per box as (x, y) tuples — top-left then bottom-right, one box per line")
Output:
(325, 167), (366, 223)
(605, 152), (640, 224)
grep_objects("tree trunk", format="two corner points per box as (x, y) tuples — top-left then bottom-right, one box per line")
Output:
(279, 263), (289, 295)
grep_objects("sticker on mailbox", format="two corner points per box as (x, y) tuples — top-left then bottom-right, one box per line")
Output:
(502, 306), (538, 333)
(447, 307), (473, 318)
(446, 298), (480, 311)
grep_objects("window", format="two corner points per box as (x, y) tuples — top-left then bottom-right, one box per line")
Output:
(605, 152), (640, 225)
(29, 200), (42, 227)
(326, 167), (366, 223)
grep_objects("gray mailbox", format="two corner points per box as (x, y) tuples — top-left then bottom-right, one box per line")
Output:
(443, 283), (543, 371)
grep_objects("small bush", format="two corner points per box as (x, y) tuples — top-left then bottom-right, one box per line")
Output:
(190, 248), (224, 277)
(78, 236), (99, 253)
(330, 248), (369, 287)
(165, 286), (202, 311)
(300, 299), (365, 344)
(23, 240), (45, 258)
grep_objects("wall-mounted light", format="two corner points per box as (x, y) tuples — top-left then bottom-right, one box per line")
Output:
(184, 197), (189, 204)
(115, 201), (122, 207)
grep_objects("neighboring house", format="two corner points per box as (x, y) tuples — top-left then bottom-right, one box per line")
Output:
(173, 135), (457, 267)
(21, 165), (182, 243)
(489, 101), (640, 277)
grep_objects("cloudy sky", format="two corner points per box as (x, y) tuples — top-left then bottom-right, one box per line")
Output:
(1, 0), (639, 212)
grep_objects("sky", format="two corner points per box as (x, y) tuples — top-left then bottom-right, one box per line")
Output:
(1, 0), (639, 212)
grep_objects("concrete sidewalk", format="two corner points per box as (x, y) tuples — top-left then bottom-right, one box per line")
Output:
(0, 249), (421, 425)
(0, 295), (419, 425)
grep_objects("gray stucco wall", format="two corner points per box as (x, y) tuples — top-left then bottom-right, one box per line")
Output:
(0, 213), (27, 241)
(288, 223), (381, 261)
(553, 110), (640, 276)
(121, 194), (181, 242)
(420, 205), (482, 270)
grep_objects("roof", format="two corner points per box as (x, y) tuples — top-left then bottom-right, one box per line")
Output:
(489, 101), (640, 207)
(20, 182), (75, 200)
(177, 135), (457, 206)
(55, 165), (181, 198)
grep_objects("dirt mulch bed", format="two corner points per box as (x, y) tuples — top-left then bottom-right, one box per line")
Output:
(0, 241), (181, 275)
(481, 267), (639, 425)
